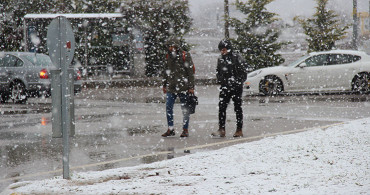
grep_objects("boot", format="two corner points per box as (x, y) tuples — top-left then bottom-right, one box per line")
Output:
(180, 129), (189, 137)
(233, 128), (243, 137)
(162, 129), (175, 137)
(211, 128), (226, 137)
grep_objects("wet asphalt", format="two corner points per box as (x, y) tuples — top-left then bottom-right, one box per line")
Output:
(1, 84), (370, 191)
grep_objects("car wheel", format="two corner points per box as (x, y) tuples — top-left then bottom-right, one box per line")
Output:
(0, 93), (9, 103)
(259, 75), (283, 96)
(352, 73), (370, 93)
(10, 82), (28, 104)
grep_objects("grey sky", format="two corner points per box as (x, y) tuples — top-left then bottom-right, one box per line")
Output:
(189, 0), (369, 26)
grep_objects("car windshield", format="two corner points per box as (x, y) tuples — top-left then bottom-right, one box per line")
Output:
(24, 54), (52, 67)
(287, 55), (309, 67)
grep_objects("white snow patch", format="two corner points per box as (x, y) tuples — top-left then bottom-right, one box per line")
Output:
(3, 118), (369, 195)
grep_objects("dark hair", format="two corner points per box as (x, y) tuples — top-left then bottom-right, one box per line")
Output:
(166, 37), (180, 47)
(218, 39), (233, 51)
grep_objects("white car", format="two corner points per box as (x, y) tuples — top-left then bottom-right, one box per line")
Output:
(244, 50), (370, 96)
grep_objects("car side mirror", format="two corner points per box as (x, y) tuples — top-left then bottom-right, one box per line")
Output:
(298, 63), (307, 68)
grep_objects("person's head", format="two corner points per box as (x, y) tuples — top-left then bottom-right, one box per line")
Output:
(218, 39), (233, 55)
(166, 37), (180, 52)
(168, 45), (177, 52)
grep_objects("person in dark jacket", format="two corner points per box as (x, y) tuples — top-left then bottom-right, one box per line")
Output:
(161, 38), (195, 138)
(211, 39), (248, 137)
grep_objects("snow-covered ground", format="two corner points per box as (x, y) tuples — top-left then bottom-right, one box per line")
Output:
(3, 118), (369, 195)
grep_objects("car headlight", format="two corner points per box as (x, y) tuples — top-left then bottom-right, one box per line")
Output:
(248, 70), (262, 78)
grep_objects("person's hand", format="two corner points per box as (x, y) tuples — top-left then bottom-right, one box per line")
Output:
(188, 88), (194, 94)
(162, 87), (167, 94)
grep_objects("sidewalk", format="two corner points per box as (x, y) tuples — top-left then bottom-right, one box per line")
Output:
(3, 117), (369, 194)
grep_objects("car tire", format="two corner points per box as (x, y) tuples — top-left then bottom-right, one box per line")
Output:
(0, 93), (9, 103)
(352, 73), (370, 93)
(259, 75), (283, 96)
(10, 82), (28, 104)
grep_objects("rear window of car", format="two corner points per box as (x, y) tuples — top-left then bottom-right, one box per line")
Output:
(328, 54), (361, 65)
(24, 55), (53, 67)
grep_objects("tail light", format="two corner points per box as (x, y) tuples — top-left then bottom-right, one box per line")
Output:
(40, 69), (49, 79)
(76, 70), (81, 80)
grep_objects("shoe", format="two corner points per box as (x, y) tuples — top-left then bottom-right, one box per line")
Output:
(162, 129), (175, 137)
(233, 128), (243, 137)
(211, 128), (226, 137)
(180, 129), (189, 137)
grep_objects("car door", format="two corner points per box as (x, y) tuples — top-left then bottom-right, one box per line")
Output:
(24, 54), (42, 84)
(286, 54), (328, 91)
(0, 54), (25, 87)
(325, 54), (360, 90)
(0, 54), (17, 87)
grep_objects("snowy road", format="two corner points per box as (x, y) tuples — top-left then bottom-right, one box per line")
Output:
(1, 85), (370, 191)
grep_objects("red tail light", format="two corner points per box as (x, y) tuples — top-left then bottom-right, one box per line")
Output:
(76, 70), (81, 80)
(40, 69), (49, 79)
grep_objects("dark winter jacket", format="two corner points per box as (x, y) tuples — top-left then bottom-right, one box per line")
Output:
(162, 39), (195, 93)
(216, 53), (248, 87)
(217, 40), (248, 87)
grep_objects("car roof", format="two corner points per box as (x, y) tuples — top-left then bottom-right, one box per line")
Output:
(0, 52), (51, 62)
(309, 50), (368, 56)
(0, 52), (47, 57)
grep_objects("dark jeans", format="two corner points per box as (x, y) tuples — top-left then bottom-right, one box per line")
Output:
(219, 85), (243, 129)
(166, 92), (190, 129)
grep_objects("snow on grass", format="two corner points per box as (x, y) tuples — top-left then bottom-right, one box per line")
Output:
(2, 118), (369, 195)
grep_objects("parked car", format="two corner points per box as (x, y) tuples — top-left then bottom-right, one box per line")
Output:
(0, 52), (82, 103)
(244, 50), (370, 96)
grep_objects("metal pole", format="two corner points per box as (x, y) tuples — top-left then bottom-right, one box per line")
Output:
(353, 0), (358, 50)
(85, 23), (88, 70)
(59, 17), (71, 180)
(23, 19), (27, 52)
(224, 0), (230, 39)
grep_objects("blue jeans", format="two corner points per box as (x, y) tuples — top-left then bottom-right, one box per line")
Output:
(166, 92), (190, 129)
